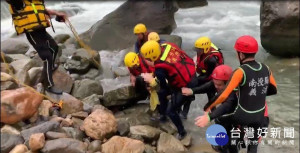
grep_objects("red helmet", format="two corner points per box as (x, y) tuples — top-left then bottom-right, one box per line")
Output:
(234, 35), (258, 53)
(211, 65), (233, 81)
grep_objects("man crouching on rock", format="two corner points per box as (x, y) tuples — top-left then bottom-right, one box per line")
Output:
(6, 0), (66, 94)
(140, 40), (198, 140)
(124, 52), (155, 100)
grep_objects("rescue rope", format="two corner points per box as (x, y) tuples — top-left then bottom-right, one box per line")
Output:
(64, 18), (101, 69)
(1, 51), (63, 108)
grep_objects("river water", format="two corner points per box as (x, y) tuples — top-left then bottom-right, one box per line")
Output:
(1, 1), (299, 152)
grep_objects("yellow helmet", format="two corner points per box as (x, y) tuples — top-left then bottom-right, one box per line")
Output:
(133, 23), (147, 34)
(141, 40), (161, 62)
(124, 52), (140, 68)
(195, 37), (211, 53)
(148, 32), (160, 41)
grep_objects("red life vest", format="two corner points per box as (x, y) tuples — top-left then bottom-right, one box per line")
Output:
(129, 55), (154, 76)
(196, 47), (224, 80)
(155, 43), (196, 88)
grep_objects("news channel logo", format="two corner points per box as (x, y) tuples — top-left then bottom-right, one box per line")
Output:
(206, 124), (229, 146)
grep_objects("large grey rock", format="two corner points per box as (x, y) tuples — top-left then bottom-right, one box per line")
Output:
(60, 93), (84, 116)
(52, 69), (74, 93)
(101, 136), (145, 153)
(260, 1), (299, 57)
(145, 144), (157, 153)
(71, 111), (88, 120)
(54, 34), (71, 44)
(1, 38), (29, 54)
(122, 103), (150, 114)
(159, 122), (177, 135)
(80, 0), (178, 51)
(20, 121), (60, 142)
(73, 48), (101, 69)
(82, 94), (101, 111)
(71, 79), (103, 100)
(8, 144), (28, 153)
(28, 67), (43, 86)
(1, 87), (43, 124)
(117, 113), (156, 127)
(64, 56), (91, 74)
(176, 0), (207, 8)
(6, 54), (30, 61)
(117, 119), (130, 136)
(1, 125), (21, 135)
(0, 133), (24, 153)
(0, 52), (13, 63)
(112, 66), (129, 77)
(130, 125), (162, 142)
(80, 68), (100, 80)
(87, 140), (102, 153)
(160, 34), (182, 48)
(81, 109), (117, 140)
(1, 63), (14, 74)
(45, 131), (69, 140)
(100, 50), (128, 79)
(157, 133), (186, 153)
(61, 127), (85, 141)
(1, 80), (18, 91)
(41, 138), (87, 153)
(10, 59), (32, 72)
(15, 69), (30, 85)
(101, 76), (137, 107)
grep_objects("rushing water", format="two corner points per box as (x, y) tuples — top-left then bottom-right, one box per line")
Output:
(1, 1), (299, 152)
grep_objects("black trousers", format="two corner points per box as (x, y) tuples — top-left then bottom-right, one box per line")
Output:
(167, 76), (198, 135)
(26, 28), (58, 88)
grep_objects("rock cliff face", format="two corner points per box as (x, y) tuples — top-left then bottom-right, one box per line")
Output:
(260, 0), (299, 57)
(80, 0), (179, 51)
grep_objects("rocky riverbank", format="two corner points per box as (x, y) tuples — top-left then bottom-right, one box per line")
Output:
(0, 31), (199, 153)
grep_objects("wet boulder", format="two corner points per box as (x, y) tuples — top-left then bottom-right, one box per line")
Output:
(159, 34), (182, 48)
(260, 0), (299, 57)
(102, 136), (145, 153)
(0, 133), (24, 153)
(20, 121), (60, 142)
(81, 108), (117, 140)
(1, 87), (43, 124)
(52, 69), (74, 94)
(71, 79), (103, 100)
(41, 138), (87, 153)
(1, 38), (29, 54)
(54, 34), (71, 44)
(80, 0), (178, 51)
(157, 132), (186, 153)
(101, 76), (137, 107)
(176, 0), (208, 8)
(129, 125), (162, 142)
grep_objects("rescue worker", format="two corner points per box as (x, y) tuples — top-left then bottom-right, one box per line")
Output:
(140, 40), (197, 140)
(6, 0), (66, 94)
(179, 37), (224, 118)
(148, 32), (166, 44)
(147, 32), (171, 121)
(124, 52), (154, 100)
(182, 65), (233, 111)
(134, 23), (149, 53)
(195, 37), (224, 84)
(195, 35), (277, 153)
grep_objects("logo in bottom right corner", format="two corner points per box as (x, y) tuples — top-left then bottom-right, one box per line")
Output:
(206, 124), (229, 146)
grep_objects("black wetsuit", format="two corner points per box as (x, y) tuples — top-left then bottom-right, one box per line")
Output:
(155, 68), (197, 136)
(26, 28), (58, 88)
